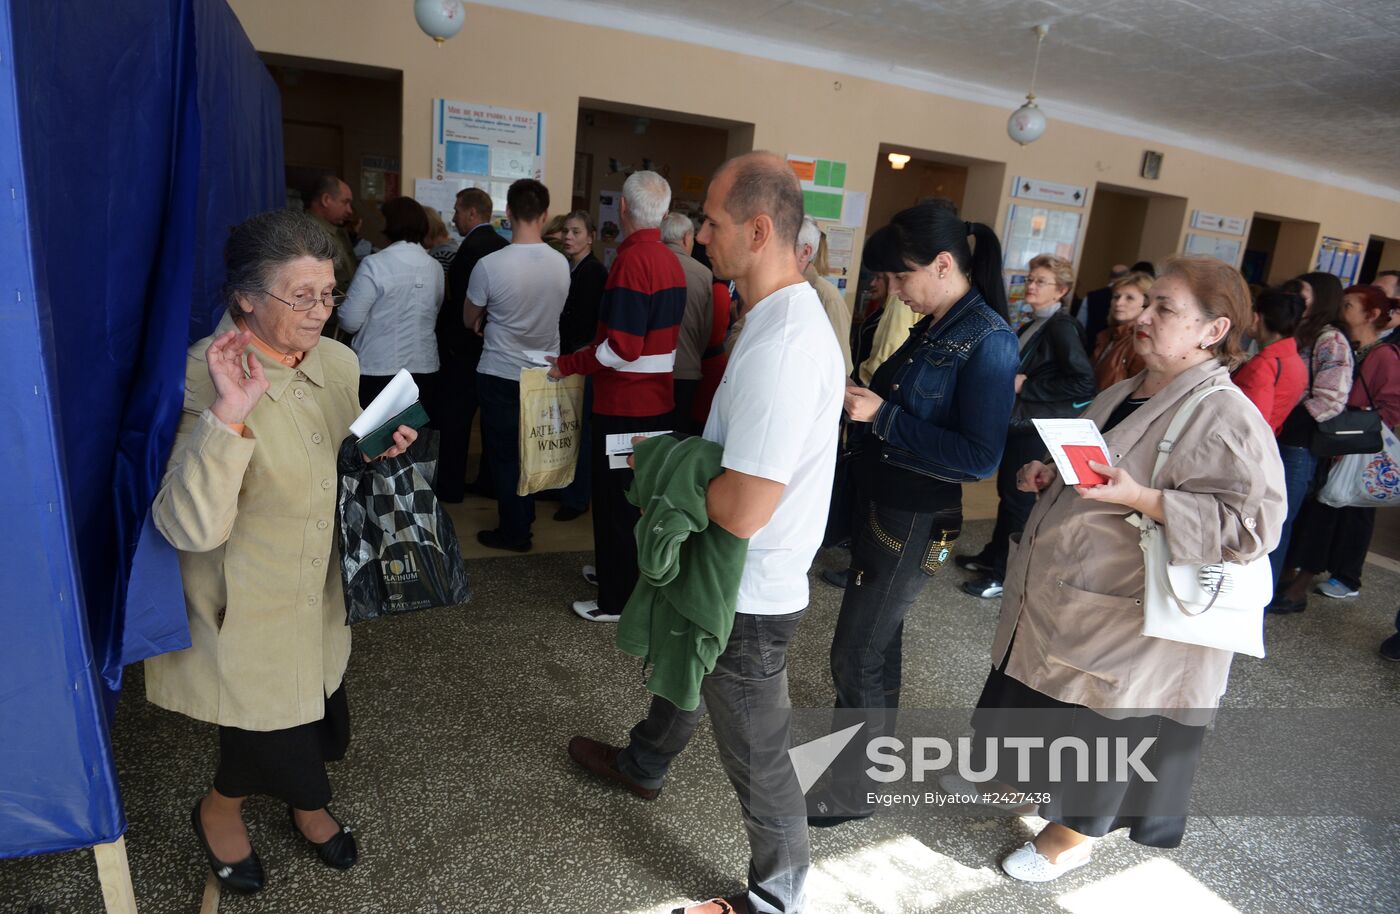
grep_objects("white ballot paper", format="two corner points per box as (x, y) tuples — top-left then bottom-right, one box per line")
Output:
(1031, 418), (1112, 487)
(605, 430), (672, 469)
(349, 369), (419, 437)
(521, 349), (555, 367)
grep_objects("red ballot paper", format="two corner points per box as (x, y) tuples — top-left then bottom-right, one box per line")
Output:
(1063, 445), (1109, 486)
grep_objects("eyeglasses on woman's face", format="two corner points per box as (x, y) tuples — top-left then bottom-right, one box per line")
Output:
(264, 289), (346, 312)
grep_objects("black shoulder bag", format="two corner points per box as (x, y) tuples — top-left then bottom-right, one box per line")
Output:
(1311, 346), (1389, 458)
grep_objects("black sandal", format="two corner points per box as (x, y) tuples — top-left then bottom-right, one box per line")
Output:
(191, 799), (264, 895)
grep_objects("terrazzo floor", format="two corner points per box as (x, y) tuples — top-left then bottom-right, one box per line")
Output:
(3, 519), (1398, 914)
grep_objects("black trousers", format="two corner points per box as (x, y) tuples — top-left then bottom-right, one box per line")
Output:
(590, 411), (673, 614)
(434, 353), (489, 502)
(213, 685), (350, 811)
(981, 430), (1046, 580)
(1287, 495), (1376, 590)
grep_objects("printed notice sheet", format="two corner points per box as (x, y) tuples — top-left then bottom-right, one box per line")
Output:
(605, 430), (672, 470)
(1032, 418), (1112, 486)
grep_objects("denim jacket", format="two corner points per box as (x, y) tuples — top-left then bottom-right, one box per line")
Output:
(866, 288), (1018, 482)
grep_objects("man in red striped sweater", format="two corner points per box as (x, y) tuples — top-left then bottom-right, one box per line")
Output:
(549, 170), (686, 623)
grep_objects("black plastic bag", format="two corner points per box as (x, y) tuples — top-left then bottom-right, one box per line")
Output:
(336, 433), (471, 623)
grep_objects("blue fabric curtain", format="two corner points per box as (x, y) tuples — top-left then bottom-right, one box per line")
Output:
(0, 0), (284, 857)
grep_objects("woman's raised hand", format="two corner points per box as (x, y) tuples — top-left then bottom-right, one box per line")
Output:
(206, 330), (268, 427)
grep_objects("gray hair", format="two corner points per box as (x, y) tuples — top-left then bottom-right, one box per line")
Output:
(660, 211), (693, 246)
(223, 209), (337, 316)
(796, 215), (821, 260)
(623, 170), (671, 229)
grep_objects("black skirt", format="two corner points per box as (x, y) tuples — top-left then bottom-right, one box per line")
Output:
(972, 664), (1205, 848)
(213, 685), (351, 811)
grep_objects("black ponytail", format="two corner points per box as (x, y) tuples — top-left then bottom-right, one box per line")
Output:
(862, 202), (1009, 321)
(966, 221), (1008, 321)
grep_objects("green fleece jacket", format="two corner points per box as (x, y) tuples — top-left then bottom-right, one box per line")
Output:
(617, 435), (748, 711)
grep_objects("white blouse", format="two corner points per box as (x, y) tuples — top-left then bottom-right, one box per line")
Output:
(339, 240), (445, 375)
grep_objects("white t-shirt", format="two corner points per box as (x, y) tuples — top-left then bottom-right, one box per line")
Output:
(468, 243), (571, 381)
(704, 281), (845, 615)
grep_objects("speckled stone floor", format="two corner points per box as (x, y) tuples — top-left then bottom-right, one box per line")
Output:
(4, 519), (1399, 914)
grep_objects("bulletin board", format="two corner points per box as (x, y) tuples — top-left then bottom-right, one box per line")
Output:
(1002, 204), (1082, 327)
(432, 99), (545, 186)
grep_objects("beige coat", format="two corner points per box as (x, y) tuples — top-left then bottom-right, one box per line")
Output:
(992, 360), (1286, 713)
(145, 314), (362, 731)
(668, 241), (716, 382)
(804, 263), (854, 376)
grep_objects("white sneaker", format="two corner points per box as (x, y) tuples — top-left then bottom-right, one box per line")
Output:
(1000, 840), (1092, 883)
(582, 565), (598, 587)
(572, 599), (620, 623)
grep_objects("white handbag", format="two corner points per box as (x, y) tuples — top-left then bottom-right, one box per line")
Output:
(1133, 386), (1271, 658)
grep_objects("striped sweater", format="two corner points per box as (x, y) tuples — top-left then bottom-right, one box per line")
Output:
(555, 228), (686, 417)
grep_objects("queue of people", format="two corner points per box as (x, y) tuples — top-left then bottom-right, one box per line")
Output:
(144, 151), (1400, 912)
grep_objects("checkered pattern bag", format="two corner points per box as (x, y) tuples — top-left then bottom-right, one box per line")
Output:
(337, 433), (471, 624)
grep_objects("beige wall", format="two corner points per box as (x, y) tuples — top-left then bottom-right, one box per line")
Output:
(228, 1), (1400, 300)
(867, 157), (969, 233)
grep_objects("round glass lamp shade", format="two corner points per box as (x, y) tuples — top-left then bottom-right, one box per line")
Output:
(1007, 101), (1046, 146)
(415, 0), (466, 43)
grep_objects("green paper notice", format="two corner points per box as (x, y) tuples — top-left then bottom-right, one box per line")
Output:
(828, 161), (846, 188)
(803, 190), (843, 221)
(814, 160), (831, 186)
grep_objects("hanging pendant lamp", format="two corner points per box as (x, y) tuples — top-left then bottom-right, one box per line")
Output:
(415, 0), (466, 45)
(1008, 25), (1050, 146)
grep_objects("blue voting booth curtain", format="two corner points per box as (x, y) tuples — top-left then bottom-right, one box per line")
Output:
(0, 0), (284, 857)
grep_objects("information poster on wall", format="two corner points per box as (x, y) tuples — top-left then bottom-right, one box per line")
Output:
(432, 99), (545, 185)
(1190, 210), (1247, 236)
(414, 177), (506, 245)
(1004, 271), (1030, 327)
(1185, 233), (1242, 264)
(1011, 176), (1087, 207)
(823, 225), (855, 291)
(1315, 236), (1363, 286)
(787, 153), (847, 222)
(1002, 205), (1081, 273)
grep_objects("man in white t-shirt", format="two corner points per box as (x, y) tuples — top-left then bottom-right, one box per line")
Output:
(465, 179), (570, 551)
(568, 153), (845, 914)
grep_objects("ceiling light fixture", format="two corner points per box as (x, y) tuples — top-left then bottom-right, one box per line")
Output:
(415, 0), (466, 45)
(1007, 24), (1050, 146)
(887, 152), (911, 170)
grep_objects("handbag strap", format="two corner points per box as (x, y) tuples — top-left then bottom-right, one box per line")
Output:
(1149, 385), (1249, 487)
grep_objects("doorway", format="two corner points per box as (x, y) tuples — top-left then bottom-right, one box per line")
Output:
(1243, 213), (1320, 285)
(573, 100), (753, 266)
(262, 54), (403, 247)
(868, 143), (1005, 231)
(1361, 234), (1400, 284)
(1078, 184), (1187, 297)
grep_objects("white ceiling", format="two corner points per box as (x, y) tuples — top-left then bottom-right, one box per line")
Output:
(482, 0), (1400, 199)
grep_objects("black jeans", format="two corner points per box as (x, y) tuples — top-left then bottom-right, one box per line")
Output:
(830, 497), (962, 715)
(617, 610), (808, 914)
(476, 372), (534, 544)
(981, 430), (1045, 581)
(435, 352), (485, 502)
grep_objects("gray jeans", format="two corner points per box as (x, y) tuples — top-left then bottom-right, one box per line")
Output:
(617, 609), (809, 914)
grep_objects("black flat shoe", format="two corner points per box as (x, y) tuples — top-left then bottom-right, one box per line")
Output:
(191, 800), (264, 895)
(289, 806), (358, 870)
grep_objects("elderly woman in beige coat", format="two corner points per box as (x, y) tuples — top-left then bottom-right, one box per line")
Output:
(973, 256), (1285, 882)
(144, 209), (415, 895)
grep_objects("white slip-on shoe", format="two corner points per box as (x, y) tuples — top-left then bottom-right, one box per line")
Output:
(1000, 839), (1092, 883)
(572, 599), (620, 623)
(582, 565), (599, 586)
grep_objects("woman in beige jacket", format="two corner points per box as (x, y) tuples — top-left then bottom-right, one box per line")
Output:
(144, 209), (415, 895)
(975, 256), (1285, 882)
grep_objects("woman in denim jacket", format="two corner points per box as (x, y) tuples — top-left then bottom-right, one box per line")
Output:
(816, 203), (1018, 825)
